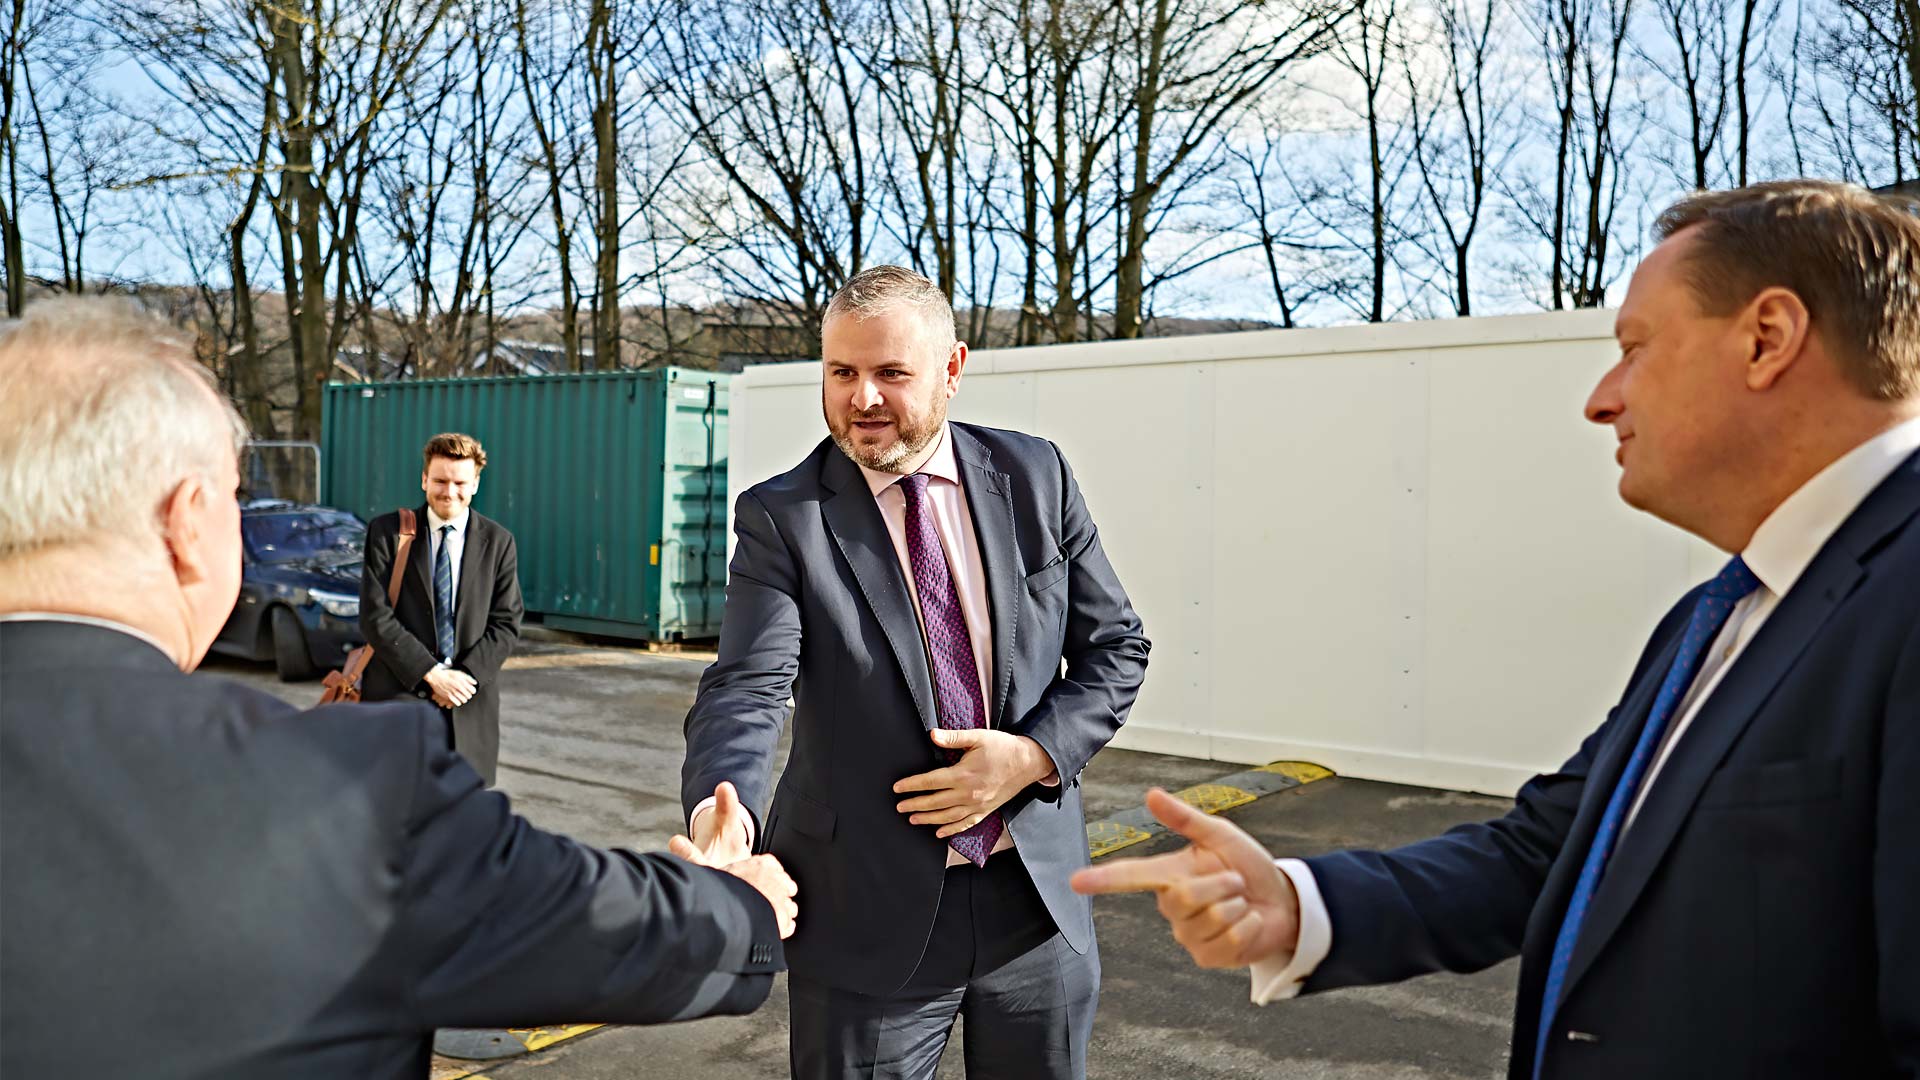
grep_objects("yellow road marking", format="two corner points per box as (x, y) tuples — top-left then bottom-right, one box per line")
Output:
(1086, 821), (1156, 858)
(513, 1024), (603, 1051)
(1171, 783), (1257, 815)
(1256, 761), (1335, 784)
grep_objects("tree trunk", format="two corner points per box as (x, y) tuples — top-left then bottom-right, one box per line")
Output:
(590, 0), (619, 371)
(1, 0), (25, 314)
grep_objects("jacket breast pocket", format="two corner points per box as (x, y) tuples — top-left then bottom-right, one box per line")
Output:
(1025, 551), (1069, 594)
(1696, 756), (1843, 808)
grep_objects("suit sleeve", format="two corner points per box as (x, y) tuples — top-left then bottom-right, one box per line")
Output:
(1879, 616), (1920, 1073)
(1011, 443), (1151, 792)
(681, 490), (800, 828)
(360, 515), (440, 690)
(397, 710), (783, 1028)
(455, 529), (523, 686)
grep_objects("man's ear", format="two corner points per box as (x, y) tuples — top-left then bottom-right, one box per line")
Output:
(1744, 286), (1812, 392)
(161, 477), (212, 586)
(946, 340), (969, 395)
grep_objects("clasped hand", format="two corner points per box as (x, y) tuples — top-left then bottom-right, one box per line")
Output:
(424, 665), (476, 709)
(670, 781), (799, 939)
(893, 728), (1053, 839)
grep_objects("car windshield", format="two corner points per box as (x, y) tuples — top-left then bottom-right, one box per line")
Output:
(243, 511), (365, 565)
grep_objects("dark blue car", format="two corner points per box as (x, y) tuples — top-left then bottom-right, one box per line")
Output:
(211, 500), (368, 681)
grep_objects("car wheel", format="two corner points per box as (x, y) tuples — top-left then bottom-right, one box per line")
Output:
(271, 606), (319, 682)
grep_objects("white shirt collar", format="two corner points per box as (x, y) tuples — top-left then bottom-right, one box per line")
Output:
(427, 506), (471, 533)
(0, 612), (177, 663)
(1743, 414), (1920, 597)
(860, 423), (961, 498)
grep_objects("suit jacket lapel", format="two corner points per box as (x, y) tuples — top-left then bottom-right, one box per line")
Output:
(819, 448), (939, 731)
(409, 503), (435, 617)
(950, 425), (1019, 729)
(1559, 452), (1920, 999)
(454, 515), (487, 653)
(1526, 633), (1677, 955)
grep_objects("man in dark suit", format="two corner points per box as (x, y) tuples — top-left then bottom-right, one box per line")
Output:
(679, 266), (1150, 1078)
(1074, 179), (1920, 1078)
(360, 432), (522, 785)
(0, 296), (797, 1078)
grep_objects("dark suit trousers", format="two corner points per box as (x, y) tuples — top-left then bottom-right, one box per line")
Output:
(787, 854), (1098, 1080)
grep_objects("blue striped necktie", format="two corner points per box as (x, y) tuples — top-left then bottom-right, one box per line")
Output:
(1532, 555), (1760, 1076)
(433, 524), (456, 661)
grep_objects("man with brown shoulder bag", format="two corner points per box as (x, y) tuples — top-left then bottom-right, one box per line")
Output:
(318, 507), (415, 705)
(357, 433), (523, 786)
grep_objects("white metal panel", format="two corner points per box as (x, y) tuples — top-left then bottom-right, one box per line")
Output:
(727, 311), (1725, 794)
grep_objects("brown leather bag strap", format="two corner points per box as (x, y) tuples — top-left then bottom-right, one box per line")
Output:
(388, 507), (416, 607)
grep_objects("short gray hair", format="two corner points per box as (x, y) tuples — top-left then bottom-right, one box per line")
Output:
(822, 265), (957, 351)
(0, 296), (249, 558)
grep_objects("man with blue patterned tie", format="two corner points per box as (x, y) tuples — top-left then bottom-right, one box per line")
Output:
(679, 265), (1150, 1079)
(1073, 179), (1920, 1078)
(360, 432), (523, 785)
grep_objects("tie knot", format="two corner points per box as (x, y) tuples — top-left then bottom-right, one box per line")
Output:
(441, 524), (455, 536)
(1707, 555), (1761, 600)
(899, 473), (932, 501)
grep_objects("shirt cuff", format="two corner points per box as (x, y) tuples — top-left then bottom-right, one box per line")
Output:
(1248, 858), (1332, 1005)
(688, 796), (756, 851)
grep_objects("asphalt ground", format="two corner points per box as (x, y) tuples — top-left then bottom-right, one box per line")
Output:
(197, 628), (1522, 1079)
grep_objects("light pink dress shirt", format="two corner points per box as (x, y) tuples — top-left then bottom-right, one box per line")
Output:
(858, 426), (1016, 864)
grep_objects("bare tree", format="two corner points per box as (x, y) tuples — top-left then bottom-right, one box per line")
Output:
(1509, 0), (1640, 309)
(1223, 120), (1349, 326)
(1403, 0), (1524, 314)
(1642, 0), (1732, 187)
(649, 0), (878, 347)
(867, 0), (975, 301)
(1, 0), (37, 313)
(1109, 0), (1343, 336)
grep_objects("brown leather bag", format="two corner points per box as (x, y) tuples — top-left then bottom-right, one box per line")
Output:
(318, 507), (416, 705)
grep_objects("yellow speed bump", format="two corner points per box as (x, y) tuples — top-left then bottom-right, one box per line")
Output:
(1085, 759), (1333, 860)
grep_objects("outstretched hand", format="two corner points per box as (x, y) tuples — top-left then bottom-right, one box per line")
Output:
(681, 780), (753, 865)
(670, 782), (797, 939)
(1069, 788), (1300, 969)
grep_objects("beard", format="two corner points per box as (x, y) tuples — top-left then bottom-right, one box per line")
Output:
(826, 393), (947, 473)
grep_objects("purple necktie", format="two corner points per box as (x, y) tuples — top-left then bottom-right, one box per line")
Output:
(899, 473), (1003, 867)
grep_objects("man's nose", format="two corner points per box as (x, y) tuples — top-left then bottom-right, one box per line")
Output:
(1585, 359), (1625, 425)
(853, 380), (883, 411)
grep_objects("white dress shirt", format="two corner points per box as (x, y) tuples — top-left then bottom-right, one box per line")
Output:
(426, 506), (469, 664)
(691, 424), (1049, 863)
(1250, 414), (1920, 1004)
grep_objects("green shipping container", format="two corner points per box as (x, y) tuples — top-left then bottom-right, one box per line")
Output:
(321, 368), (731, 642)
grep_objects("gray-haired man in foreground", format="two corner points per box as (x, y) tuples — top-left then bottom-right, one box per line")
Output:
(0, 297), (797, 1079)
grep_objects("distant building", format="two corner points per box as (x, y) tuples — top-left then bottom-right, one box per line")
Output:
(468, 339), (591, 377)
(334, 340), (594, 381)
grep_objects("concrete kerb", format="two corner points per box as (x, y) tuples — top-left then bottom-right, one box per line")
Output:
(430, 759), (1335, 1074)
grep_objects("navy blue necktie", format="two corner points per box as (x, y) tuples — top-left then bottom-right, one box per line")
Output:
(433, 524), (456, 661)
(1533, 555), (1761, 1075)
